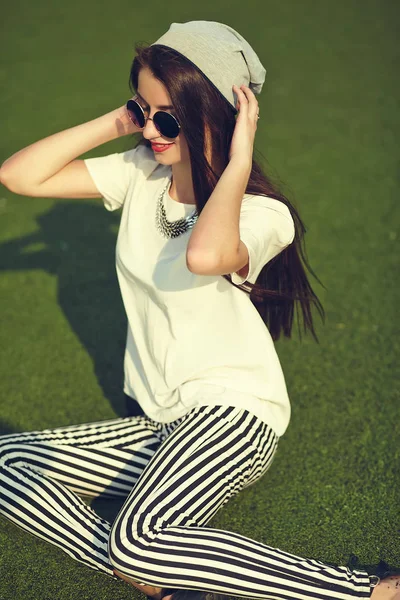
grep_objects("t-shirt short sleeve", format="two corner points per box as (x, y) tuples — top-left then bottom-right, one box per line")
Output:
(83, 143), (157, 211)
(230, 195), (295, 285)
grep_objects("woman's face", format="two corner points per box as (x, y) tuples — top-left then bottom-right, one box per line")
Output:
(136, 67), (190, 167)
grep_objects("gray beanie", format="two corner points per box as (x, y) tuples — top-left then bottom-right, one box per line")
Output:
(150, 21), (266, 111)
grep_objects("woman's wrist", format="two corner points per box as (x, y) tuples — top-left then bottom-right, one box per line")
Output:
(228, 154), (252, 176)
(115, 103), (140, 137)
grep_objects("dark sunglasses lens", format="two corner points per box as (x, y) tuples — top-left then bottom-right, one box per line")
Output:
(154, 112), (180, 138)
(126, 99), (145, 128)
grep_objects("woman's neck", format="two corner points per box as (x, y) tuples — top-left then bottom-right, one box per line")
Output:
(170, 163), (196, 205)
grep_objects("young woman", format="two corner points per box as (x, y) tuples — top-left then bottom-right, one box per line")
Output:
(0, 20), (397, 600)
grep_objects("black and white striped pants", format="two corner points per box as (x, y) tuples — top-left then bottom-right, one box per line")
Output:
(0, 404), (373, 599)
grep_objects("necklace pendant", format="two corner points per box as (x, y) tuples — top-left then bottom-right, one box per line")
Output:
(155, 176), (199, 239)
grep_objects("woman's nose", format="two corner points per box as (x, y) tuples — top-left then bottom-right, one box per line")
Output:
(142, 117), (160, 139)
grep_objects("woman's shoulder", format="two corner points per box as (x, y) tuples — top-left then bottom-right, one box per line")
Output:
(240, 193), (295, 245)
(122, 142), (161, 179)
(124, 142), (155, 165)
(242, 192), (293, 221)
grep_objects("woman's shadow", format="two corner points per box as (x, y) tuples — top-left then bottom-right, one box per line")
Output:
(0, 200), (143, 418)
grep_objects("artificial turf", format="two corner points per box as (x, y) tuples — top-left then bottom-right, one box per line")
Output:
(0, 0), (399, 598)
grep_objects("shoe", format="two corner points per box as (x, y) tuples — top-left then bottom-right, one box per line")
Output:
(347, 557), (400, 594)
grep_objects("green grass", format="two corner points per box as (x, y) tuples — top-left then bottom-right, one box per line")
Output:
(0, 0), (399, 598)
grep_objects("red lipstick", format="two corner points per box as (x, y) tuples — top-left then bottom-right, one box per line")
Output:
(151, 143), (174, 153)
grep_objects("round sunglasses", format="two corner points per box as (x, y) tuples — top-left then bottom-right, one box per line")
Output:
(126, 96), (181, 139)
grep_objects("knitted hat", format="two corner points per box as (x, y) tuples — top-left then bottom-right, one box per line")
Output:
(151, 21), (266, 111)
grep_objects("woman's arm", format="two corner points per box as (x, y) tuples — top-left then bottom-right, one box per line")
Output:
(0, 104), (138, 198)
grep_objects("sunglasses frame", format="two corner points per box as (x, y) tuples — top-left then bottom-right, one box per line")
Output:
(126, 96), (181, 139)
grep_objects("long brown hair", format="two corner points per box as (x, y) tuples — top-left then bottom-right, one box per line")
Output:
(129, 44), (325, 342)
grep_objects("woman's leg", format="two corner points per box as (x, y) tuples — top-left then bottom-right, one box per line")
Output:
(0, 414), (178, 578)
(109, 405), (373, 600)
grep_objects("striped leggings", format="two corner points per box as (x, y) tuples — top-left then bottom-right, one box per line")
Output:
(0, 404), (373, 599)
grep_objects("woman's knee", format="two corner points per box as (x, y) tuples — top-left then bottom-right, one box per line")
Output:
(0, 440), (21, 466)
(108, 515), (145, 573)
(0, 440), (41, 474)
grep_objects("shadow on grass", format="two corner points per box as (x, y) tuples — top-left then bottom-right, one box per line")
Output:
(0, 201), (144, 418)
(0, 420), (16, 435)
(89, 494), (127, 524)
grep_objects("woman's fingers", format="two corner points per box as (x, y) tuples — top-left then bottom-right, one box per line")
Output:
(233, 84), (247, 111)
(233, 84), (259, 119)
(241, 85), (259, 120)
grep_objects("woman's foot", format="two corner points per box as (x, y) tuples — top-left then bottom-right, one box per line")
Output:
(371, 575), (400, 599)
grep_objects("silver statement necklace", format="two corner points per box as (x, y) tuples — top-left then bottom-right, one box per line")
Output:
(155, 176), (199, 239)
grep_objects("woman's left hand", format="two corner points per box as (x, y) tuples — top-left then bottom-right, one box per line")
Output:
(228, 84), (260, 164)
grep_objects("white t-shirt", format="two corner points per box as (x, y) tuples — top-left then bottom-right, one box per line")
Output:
(84, 143), (295, 436)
